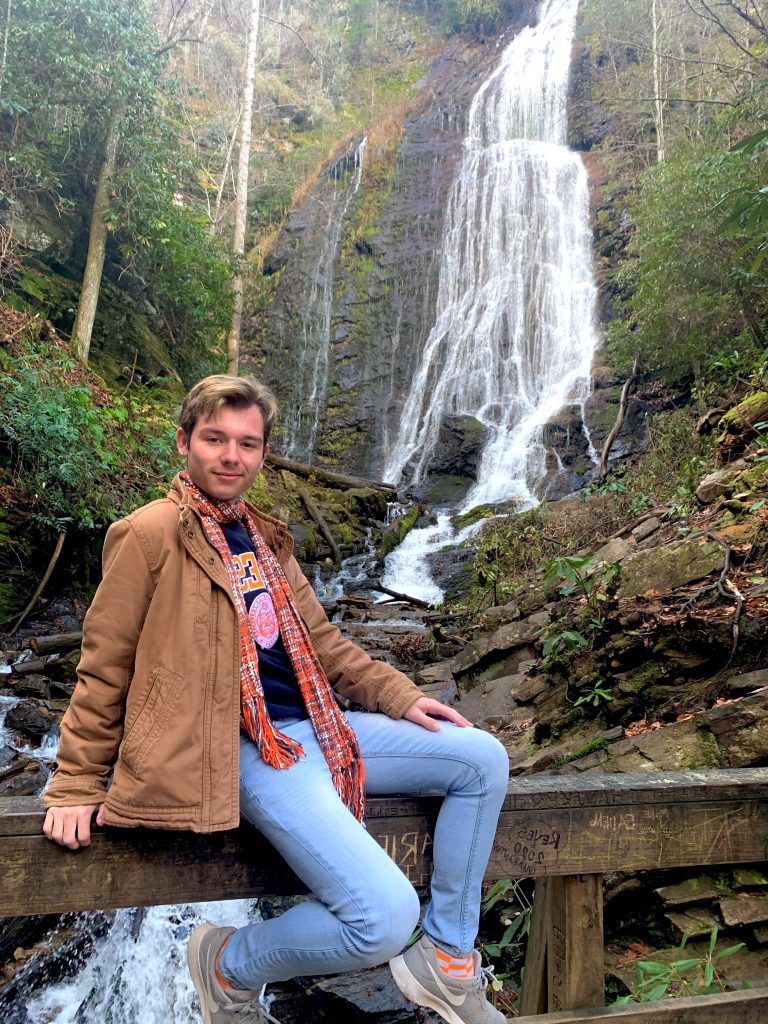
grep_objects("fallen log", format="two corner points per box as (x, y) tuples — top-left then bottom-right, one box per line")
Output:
(370, 583), (434, 609)
(267, 452), (397, 495)
(597, 363), (636, 480)
(30, 632), (83, 655)
(298, 487), (342, 565)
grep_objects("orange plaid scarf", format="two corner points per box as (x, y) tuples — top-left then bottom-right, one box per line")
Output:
(181, 472), (364, 821)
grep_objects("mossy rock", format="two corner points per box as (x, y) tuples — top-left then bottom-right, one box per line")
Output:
(377, 504), (420, 558)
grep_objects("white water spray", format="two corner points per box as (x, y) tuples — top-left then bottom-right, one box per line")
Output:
(384, 0), (598, 510)
(284, 137), (367, 460)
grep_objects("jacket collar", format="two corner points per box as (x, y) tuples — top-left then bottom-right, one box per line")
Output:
(168, 473), (294, 561)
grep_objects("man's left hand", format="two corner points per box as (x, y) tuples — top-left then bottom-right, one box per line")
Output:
(403, 696), (473, 732)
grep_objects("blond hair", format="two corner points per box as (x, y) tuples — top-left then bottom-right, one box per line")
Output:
(179, 375), (278, 444)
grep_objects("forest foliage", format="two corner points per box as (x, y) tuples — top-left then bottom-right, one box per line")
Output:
(577, 0), (768, 393)
(1, 0), (767, 592)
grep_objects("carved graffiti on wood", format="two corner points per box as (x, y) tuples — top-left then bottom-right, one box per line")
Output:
(373, 829), (434, 886)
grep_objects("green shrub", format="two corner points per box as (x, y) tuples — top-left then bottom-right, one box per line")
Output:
(0, 344), (177, 530)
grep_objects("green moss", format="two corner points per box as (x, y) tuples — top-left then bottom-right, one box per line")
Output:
(377, 504), (420, 557)
(550, 736), (611, 769)
(451, 504), (496, 530)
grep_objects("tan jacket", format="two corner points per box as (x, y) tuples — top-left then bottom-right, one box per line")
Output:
(44, 476), (422, 832)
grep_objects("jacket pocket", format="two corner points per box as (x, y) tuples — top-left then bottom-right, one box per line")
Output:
(120, 667), (184, 774)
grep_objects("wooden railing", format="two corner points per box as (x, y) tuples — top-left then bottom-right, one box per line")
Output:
(3, 769), (768, 1021)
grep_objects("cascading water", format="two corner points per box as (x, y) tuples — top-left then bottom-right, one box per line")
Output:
(283, 137), (367, 461)
(382, 0), (600, 602)
(384, 0), (598, 509)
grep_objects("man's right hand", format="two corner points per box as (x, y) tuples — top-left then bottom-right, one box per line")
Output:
(43, 804), (105, 850)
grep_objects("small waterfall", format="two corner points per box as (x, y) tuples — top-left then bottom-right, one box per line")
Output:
(21, 901), (254, 1024)
(384, 0), (598, 510)
(284, 137), (367, 461)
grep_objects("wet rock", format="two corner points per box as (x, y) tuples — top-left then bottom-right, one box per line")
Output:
(427, 415), (490, 481)
(4, 702), (52, 745)
(617, 537), (725, 600)
(49, 680), (75, 700)
(13, 675), (51, 700)
(0, 744), (16, 768)
(0, 762), (47, 796)
(541, 403), (594, 495)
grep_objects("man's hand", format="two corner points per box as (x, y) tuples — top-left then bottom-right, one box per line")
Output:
(43, 804), (105, 850)
(403, 696), (473, 732)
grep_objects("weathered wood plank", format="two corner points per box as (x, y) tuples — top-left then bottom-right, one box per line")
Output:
(512, 988), (768, 1023)
(3, 770), (768, 916)
(519, 877), (550, 1015)
(546, 875), (604, 1012)
(0, 808), (441, 916)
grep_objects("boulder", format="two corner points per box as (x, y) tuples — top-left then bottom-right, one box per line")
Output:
(452, 674), (523, 725)
(428, 415), (490, 480)
(705, 689), (768, 767)
(451, 620), (536, 676)
(617, 537), (725, 600)
(591, 536), (633, 565)
(696, 461), (747, 504)
(4, 702), (52, 745)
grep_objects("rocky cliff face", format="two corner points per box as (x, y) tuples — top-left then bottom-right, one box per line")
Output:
(248, 5), (542, 481)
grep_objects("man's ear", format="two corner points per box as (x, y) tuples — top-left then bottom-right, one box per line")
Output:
(176, 427), (189, 456)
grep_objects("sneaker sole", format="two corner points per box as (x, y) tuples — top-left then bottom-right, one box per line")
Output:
(389, 952), (466, 1024)
(187, 925), (219, 1024)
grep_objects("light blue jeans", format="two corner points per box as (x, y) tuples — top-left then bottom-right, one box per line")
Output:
(219, 711), (509, 990)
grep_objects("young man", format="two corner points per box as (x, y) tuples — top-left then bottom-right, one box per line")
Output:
(43, 375), (509, 1024)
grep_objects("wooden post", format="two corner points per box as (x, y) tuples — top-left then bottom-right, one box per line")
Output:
(546, 875), (604, 1012)
(519, 877), (549, 1015)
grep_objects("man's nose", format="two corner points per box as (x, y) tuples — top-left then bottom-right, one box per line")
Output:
(220, 441), (240, 463)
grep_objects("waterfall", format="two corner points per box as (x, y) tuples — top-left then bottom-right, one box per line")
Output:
(283, 137), (367, 461)
(384, 0), (598, 510)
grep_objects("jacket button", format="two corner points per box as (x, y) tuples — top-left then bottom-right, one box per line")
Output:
(208, 557), (215, 564)
(187, 531), (194, 538)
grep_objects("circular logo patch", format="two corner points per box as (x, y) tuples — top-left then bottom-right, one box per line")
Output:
(249, 591), (280, 649)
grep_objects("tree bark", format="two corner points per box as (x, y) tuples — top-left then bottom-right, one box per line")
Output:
(298, 487), (341, 565)
(226, 0), (260, 375)
(651, 0), (666, 163)
(597, 365), (637, 480)
(72, 113), (121, 366)
(266, 452), (398, 494)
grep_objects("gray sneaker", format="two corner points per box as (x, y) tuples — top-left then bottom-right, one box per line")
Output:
(389, 934), (507, 1024)
(187, 924), (280, 1024)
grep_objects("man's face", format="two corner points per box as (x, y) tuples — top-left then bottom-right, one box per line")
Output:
(176, 404), (269, 501)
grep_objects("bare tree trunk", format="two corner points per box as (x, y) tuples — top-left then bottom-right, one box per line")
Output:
(652, 0), (666, 163)
(0, 0), (11, 101)
(72, 113), (121, 366)
(226, 0), (260, 375)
